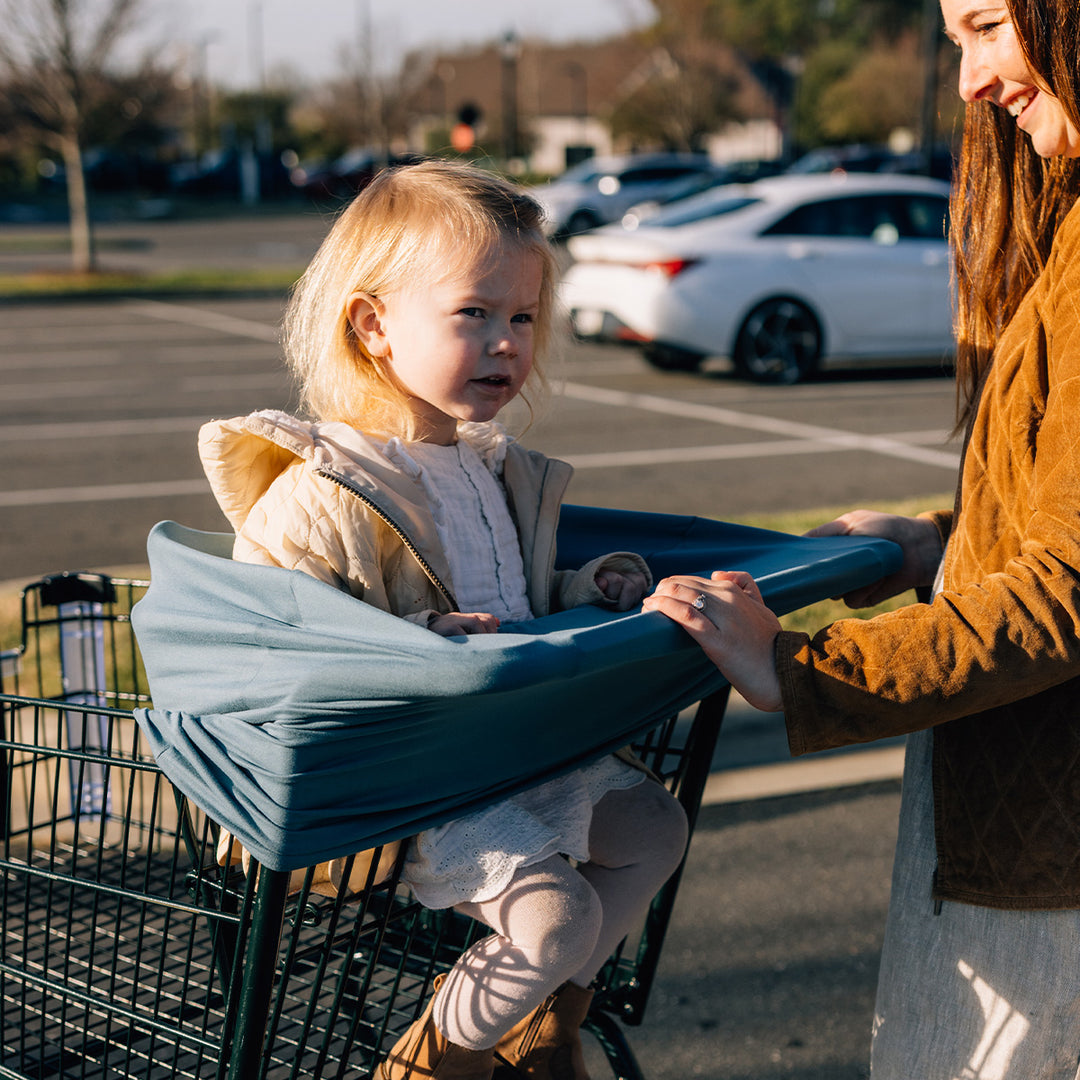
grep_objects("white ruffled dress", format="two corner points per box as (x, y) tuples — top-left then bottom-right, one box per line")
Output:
(383, 424), (643, 910)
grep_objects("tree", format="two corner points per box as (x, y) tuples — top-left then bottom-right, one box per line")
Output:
(609, 52), (741, 151)
(289, 59), (435, 164)
(816, 33), (925, 144)
(646, 0), (958, 155)
(0, 0), (150, 273)
(615, 1), (743, 152)
(690, 0), (925, 60)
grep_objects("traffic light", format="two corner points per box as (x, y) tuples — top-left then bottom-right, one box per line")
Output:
(451, 102), (482, 152)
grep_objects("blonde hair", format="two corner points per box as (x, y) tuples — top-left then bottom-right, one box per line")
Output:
(282, 160), (560, 439)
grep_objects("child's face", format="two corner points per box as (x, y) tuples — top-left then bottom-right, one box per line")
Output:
(354, 244), (543, 445)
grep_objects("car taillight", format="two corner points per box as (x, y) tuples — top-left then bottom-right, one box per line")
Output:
(637, 258), (699, 278)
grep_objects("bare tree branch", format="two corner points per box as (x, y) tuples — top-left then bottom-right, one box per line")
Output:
(0, 0), (147, 272)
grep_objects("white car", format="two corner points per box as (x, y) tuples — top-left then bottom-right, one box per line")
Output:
(560, 173), (954, 383)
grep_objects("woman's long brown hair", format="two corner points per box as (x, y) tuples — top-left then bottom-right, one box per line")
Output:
(949, 0), (1080, 429)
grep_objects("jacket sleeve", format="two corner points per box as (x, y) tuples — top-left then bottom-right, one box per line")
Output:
(780, 212), (1080, 756)
(919, 507), (954, 550)
(551, 552), (653, 612)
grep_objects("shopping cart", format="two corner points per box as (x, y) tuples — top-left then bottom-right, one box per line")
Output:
(0, 569), (728, 1080)
(0, 512), (900, 1079)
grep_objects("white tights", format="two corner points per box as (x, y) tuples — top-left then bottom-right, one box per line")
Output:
(432, 779), (689, 1051)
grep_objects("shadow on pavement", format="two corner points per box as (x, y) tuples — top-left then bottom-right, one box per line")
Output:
(590, 780), (902, 1079)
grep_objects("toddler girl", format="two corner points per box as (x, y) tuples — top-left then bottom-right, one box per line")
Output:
(198, 160), (688, 1080)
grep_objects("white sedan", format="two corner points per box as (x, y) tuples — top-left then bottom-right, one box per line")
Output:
(560, 172), (954, 383)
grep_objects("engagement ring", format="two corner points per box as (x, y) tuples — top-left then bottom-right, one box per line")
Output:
(692, 593), (707, 611)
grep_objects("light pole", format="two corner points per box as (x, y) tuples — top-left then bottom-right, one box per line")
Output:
(500, 31), (520, 166)
(192, 32), (218, 158)
(919, 0), (941, 173)
(562, 61), (589, 167)
(564, 61), (587, 124)
(238, 2), (271, 205)
(250, 1), (270, 155)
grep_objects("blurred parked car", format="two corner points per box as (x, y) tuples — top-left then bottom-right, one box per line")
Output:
(786, 144), (900, 176)
(877, 146), (955, 182)
(294, 148), (427, 200)
(33, 149), (171, 196)
(527, 153), (726, 238)
(82, 148), (171, 194)
(560, 173), (953, 383)
(788, 143), (954, 182)
(620, 157), (784, 229)
(170, 149), (293, 199)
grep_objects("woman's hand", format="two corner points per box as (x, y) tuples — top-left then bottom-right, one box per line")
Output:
(428, 611), (501, 636)
(806, 510), (943, 607)
(595, 569), (650, 611)
(643, 571), (783, 712)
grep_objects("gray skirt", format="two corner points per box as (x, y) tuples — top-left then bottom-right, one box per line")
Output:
(870, 728), (1080, 1079)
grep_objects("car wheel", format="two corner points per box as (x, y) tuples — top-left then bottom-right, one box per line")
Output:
(733, 299), (822, 384)
(565, 209), (601, 235)
(642, 344), (705, 373)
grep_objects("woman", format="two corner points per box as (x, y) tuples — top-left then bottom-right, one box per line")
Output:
(644, 0), (1080, 1075)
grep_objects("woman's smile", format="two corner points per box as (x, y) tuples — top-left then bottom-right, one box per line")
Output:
(941, 0), (1080, 157)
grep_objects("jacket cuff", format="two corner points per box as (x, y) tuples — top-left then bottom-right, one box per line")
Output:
(556, 552), (653, 610)
(775, 629), (814, 757)
(918, 508), (953, 550)
(404, 610), (440, 629)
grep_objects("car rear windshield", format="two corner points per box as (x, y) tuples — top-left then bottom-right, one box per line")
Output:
(646, 194), (761, 228)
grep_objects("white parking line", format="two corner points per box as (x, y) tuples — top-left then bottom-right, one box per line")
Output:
(567, 438), (843, 469)
(0, 479), (209, 508)
(1, 423), (956, 506)
(0, 417), (209, 442)
(702, 744), (906, 804)
(0, 371), (286, 400)
(3, 378), (152, 401)
(0, 300), (958, 505)
(0, 343), (274, 372)
(125, 298), (280, 341)
(558, 381), (961, 470)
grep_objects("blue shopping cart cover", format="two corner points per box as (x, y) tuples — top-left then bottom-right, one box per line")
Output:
(132, 509), (900, 871)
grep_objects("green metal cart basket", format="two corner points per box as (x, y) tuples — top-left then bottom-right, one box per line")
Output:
(1, 570), (728, 1080)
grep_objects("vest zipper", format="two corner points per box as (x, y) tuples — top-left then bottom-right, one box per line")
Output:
(316, 468), (457, 610)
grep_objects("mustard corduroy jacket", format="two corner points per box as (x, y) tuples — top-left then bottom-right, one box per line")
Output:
(778, 197), (1080, 910)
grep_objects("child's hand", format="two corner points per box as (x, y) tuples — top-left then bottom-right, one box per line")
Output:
(429, 611), (501, 636)
(594, 569), (650, 611)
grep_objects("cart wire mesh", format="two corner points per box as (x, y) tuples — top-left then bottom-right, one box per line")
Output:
(1, 572), (726, 1079)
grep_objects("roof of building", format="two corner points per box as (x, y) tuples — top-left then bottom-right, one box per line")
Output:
(405, 34), (775, 129)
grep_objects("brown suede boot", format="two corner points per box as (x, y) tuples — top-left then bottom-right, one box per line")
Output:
(379, 975), (496, 1079)
(491, 982), (594, 1080)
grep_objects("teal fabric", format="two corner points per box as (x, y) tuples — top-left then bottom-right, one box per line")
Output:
(132, 510), (900, 871)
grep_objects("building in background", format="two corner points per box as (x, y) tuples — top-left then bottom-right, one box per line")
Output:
(404, 34), (782, 176)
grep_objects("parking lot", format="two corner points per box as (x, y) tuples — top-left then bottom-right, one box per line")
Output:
(0, 221), (961, 1077)
(0, 287), (959, 584)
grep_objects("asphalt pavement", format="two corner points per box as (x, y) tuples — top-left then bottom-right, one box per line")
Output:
(0, 209), (937, 1078)
(586, 692), (902, 1080)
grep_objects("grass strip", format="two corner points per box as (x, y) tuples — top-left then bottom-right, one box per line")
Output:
(0, 266), (303, 299)
(730, 494), (951, 635)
